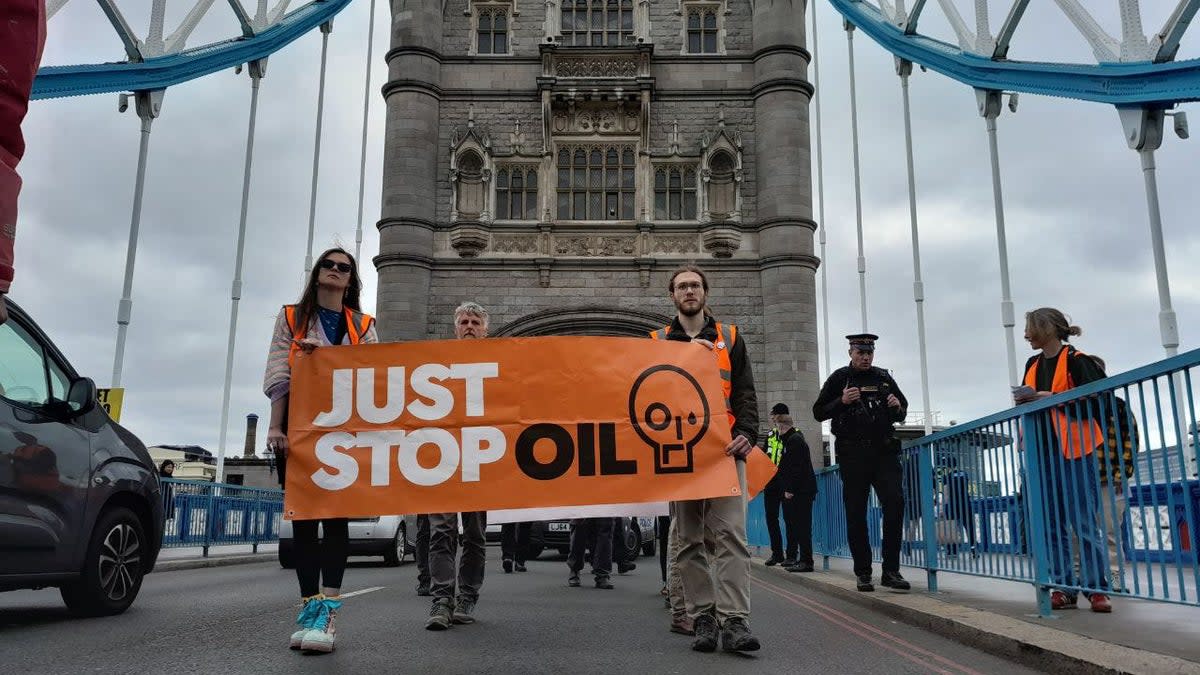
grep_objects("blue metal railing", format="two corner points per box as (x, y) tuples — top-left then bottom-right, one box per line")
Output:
(750, 348), (1200, 615)
(160, 478), (284, 556)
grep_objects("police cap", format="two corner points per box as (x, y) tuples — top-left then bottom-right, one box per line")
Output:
(845, 333), (878, 353)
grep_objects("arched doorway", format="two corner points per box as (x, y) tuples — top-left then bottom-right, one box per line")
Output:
(494, 306), (673, 338)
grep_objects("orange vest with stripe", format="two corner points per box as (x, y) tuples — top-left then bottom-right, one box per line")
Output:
(1023, 346), (1102, 459)
(284, 304), (372, 369)
(649, 322), (737, 429)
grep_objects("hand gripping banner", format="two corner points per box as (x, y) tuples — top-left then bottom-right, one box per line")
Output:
(284, 336), (762, 520)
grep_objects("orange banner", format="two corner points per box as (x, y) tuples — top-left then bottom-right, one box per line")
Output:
(284, 336), (759, 520)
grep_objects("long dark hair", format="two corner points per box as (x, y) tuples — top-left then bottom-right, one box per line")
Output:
(294, 247), (363, 333)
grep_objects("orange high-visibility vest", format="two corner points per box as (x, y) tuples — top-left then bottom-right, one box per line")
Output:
(650, 322), (737, 428)
(284, 304), (372, 369)
(1023, 346), (1102, 459)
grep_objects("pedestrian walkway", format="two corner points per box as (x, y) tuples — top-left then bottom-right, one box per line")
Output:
(756, 553), (1200, 672)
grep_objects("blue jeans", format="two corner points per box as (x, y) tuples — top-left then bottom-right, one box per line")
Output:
(1039, 450), (1109, 597)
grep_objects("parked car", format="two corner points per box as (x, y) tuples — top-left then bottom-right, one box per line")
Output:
(537, 516), (656, 560)
(0, 298), (164, 615)
(278, 515), (409, 567)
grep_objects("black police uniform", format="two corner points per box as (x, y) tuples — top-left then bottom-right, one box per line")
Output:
(812, 334), (909, 589)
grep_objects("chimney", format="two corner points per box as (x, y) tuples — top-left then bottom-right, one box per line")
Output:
(244, 413), (259, 458)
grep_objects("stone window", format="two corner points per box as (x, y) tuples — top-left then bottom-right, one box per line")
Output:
(706, 150), (736, 219)
(560, 0), (635, 47)
(477, 7), (510, 54)
(556, 145), (636, 221)
(654, 166), (698, 220)
(679, 1), (724, 55)
(496, 166), (539, 220)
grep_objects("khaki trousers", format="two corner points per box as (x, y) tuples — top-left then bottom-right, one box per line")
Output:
(675, 462), (750, 623)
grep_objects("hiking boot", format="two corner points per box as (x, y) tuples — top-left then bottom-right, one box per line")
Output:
(300, 596), (342, 653)
(514, 562), (527, 573)
(416, 581), (431, 597)
(691, 613), (719, 652)
(1087, 593), (1113, 613)
(787, 562), (815, 573)
(764, 554), (784, 566)
(880, 571), (911, 591)
(568, 572), (581, 587)
(425, 598), (454, 631)
(502, 557), (513, 574)
(290, 594), (323, 649)
(856, 574), (875, 592)
(617, 561), (637, 574)
(670, 615), (695, 635)
(720, 617), (761, 653)
(452, 597), (477, 624)
(1050, 590), (1078, 610)
(595, 576), (614, 590)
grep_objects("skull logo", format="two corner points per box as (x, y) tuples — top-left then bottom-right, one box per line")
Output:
(628, 365), (710, 474)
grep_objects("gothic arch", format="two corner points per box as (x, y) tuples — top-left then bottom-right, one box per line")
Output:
(494, 306), (672, 337)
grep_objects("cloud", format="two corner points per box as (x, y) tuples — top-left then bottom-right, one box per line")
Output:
(13, 1), (1197, 459)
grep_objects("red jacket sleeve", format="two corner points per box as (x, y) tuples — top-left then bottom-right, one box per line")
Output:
(0, 0), (48, 294)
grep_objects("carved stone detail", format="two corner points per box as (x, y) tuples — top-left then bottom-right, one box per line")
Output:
(449, 223), (489, 258)
(491, 234), (540, 254)
(553, 235), (638, 257)
(651, 234), (701, 254)
(551, 101), (640, 136)
(556, 56), (639, 78)
(700, 224), (741, 258)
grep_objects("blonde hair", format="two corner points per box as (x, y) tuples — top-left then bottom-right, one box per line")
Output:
(1025, 307), (1081, 343)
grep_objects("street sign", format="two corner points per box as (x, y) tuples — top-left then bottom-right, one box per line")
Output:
(98, 387), (125, 421)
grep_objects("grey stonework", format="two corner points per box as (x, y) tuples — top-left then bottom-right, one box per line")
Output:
(380, 0), (822, 450)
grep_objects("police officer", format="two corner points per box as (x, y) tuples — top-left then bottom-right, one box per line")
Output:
(813, 334), (911, 592)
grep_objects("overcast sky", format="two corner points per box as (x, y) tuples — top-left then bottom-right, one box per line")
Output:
(15, 1), (1199, 456)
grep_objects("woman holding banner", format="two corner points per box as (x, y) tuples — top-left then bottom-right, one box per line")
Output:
(263, 247), (378, 654)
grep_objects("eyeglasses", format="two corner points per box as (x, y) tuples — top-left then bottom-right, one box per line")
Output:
(674, 282), (703, 292)
(319, 259), (352, 273)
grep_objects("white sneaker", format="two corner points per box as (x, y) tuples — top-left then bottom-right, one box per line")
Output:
(300, 595), (342, 654)
(290, 595), (324, 650)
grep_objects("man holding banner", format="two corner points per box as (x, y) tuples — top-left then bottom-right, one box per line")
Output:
(650, 265), (761, 653)
(425, 302), (492, 631)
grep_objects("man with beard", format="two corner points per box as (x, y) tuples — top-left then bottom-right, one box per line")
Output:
(425, 302), (491, 630)
(648, 265), (760, 653)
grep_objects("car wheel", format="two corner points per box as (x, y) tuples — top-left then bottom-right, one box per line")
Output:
(383, 522), (406, 567)
(641, 537), (656, 557)
(623, 522), (641, 560)
(278, 538), (296, 569)
(60, 506), (147, 616)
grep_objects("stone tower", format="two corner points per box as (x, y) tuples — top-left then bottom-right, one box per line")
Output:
(379, 0), (821, 450)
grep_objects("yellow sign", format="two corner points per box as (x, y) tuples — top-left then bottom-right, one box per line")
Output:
(98, 388), (125, 422)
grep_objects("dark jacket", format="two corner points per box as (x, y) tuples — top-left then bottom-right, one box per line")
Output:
(662, 315), (759, 447)
(812, 364), (907, 443)
(772, 428), (817, 496)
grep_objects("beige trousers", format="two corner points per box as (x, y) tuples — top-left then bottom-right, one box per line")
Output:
(675, 462), (750, 623)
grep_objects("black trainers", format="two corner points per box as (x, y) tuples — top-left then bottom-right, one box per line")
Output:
(764, 554), (784, 566)
(880, 571), (911, 591)
(781, 558), (798, 568)
(502, 557), (513, 573)
(856, 574), (875, 592)
(595, 576), (614, 590)
(787, 562), (815, 573)
(617, 561), (636, 574)
(568, 572), (581, 587)
(514, 562), (527, 572)
(425, 598), (453, 631)
(691, 614), (719, 652)
(416, 582), (431, 597)
(720, 617), (761, 652)
(452, 597), (476, 625)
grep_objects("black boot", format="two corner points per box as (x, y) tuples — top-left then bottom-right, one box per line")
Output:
(721, 617), (761, 652)
(691, 614), (719, 652)
(856, 574), (875, 592)
(764, 554), (784, 566)
(502, 557), (513, 574)
(881, 571), (911, 591)
(568, 571), (581, 587)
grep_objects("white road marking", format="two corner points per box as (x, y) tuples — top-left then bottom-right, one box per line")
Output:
(341, 586), (385, 599)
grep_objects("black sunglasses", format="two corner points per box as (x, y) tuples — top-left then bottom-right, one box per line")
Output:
(319, 259), (353, 273)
